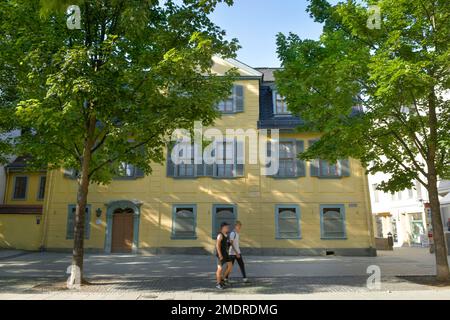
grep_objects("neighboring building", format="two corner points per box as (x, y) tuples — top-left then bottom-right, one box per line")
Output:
(369, 172), (429, 247)
(439, 180), (450, 233)
(0, 130), (20, 205)
(0, 156), (47, 250)
(0, 58), (376, 256)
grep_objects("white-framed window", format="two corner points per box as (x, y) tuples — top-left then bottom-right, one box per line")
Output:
(273, 90), (290, 115)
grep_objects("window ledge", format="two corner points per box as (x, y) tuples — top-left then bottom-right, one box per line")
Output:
(220, 111), (244, 115)
(276, 237), (302, 240)
(317, 176), (344, 180)
(321, 237), (348, 240)
(171, 237), (198, 241)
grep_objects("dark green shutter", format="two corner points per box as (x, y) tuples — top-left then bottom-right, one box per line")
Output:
(295, 140), (306, 177)
(234, 85), (244, 112)
(340, 159), (351, 177)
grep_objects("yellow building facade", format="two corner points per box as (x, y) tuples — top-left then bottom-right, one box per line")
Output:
(2, 58), (376, 256)
(0, 157), (46, 250)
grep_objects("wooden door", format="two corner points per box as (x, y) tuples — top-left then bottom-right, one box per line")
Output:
(111, 211), (134, 253)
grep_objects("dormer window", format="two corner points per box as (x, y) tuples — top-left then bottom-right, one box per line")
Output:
(273, 90), (290, 115)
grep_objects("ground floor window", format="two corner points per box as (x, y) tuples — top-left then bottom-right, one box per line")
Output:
(172, 205), (197, 240)
(275, 205), (301, 239)
(66, 205), (91, 240)
(212, 204), (237, 238)
(320, 205), (346, 239)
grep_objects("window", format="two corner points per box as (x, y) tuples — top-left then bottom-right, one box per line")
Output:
(13, 176), (28, 200)
(408, 188), (414, 199)
(320, 205), (346, 239)
(278, 142), (296, 177)
(267, 140), (305, 178)
(276, 205), (301, 239)
(217, 85), (244, 113)
(172, 205), (197, 239)
(309, 140), (350, 178)
(273, 91), (290, 115)
(319, 160), (340, 177)
(167, 139), (244, 179)
(216, 140), (234, 178)
(212, 205), (237, 238)
(66, 205), (91, 240)
(37, 176), (46, 200)
(175, 143), (195, 178)
(372, 184), (380, 203)
(117, 163), (135, 177)
(213, 139), (244, 178)
(114, 163), (144, 179)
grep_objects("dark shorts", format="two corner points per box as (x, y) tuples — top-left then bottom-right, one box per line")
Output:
(217, 255), (231, 266)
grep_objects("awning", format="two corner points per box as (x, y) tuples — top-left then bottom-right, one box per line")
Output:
(441, 193), (450, 206)
(375, 212), (392, 218)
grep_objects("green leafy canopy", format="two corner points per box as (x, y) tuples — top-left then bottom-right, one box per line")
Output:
(276, 0), (450, 193)
(1, 0), (239, 183)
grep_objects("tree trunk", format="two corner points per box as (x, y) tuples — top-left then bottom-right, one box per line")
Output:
(67, 115), (96, 288)
(427, 174), (450, 281)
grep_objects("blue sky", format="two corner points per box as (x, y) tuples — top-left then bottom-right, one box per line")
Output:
(209, 0), (325, 67)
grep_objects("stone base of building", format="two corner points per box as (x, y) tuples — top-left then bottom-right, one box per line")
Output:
(44, 247), (377, 257)
(138, 247), (377, 257)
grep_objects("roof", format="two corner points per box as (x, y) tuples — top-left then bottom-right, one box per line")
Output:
(255, 68), (282, 83)
(5, 156), (30, 170)
(5, 156), (46, 173)
(212, 56), (263, 78)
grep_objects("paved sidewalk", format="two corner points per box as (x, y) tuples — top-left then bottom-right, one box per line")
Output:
(0, 247), (448, 300)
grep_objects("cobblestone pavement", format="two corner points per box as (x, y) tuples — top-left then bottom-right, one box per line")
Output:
(0, 248), (449, 300)
(1, 275), (449, 298)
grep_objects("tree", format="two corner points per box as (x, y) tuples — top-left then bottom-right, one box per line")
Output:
(276, 0), (450, 280)
(0, 0), (239, 286)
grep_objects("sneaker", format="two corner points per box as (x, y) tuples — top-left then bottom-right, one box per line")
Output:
(243, 278), (250, 283)
(216, 283), (225, 290)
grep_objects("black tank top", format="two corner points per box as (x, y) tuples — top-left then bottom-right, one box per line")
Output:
(217, 232), (229, 258)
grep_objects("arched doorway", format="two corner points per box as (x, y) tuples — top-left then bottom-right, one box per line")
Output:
(105, 200), (142, 254)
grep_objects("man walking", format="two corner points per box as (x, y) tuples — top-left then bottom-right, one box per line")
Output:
(226, 221), (248, 283)
(215, 222), (233, 290)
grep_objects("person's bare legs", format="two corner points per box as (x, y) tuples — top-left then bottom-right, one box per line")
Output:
(223, 261), (233, 280)
(216, 264), (224, 284)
